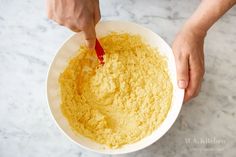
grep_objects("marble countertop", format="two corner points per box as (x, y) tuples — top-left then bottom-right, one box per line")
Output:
(0, 0), (236, 157)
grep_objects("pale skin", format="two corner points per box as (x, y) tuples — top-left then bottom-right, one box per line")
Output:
(46, 0), (101, 49)
(47, 0), (236, 103)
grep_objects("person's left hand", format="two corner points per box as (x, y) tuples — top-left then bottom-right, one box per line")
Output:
(172, 24), (206, 103)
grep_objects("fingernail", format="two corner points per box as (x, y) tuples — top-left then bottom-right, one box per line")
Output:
(178, 80), (187, 89)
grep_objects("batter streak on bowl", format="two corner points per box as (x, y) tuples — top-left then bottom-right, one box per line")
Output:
(59, 33), (173, 148)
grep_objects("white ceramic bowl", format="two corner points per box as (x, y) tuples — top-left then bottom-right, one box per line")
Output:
(47, 21), (184, 154)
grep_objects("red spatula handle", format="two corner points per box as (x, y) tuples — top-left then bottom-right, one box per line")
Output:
(95, 39), (105, 64)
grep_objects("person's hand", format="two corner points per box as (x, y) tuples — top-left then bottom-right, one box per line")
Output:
(172, 23), (206, 103)
(46, 0), (101, 49)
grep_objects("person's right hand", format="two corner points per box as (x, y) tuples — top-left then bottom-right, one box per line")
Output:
(46, 0), (101, 49)
(172, 23), (206, 103)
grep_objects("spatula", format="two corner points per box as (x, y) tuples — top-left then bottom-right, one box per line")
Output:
(95, 39), (105, 64)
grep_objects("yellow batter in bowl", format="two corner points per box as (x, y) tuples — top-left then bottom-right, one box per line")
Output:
(59, 33), (173, 148)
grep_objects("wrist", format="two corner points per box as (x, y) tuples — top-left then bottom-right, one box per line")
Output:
(182, 20), (207, 38)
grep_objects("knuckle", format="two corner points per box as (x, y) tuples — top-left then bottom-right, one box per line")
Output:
(57, 21), (64, 26)
(174, 50), (188, 61)
(193, 91), (199, 97)
(67, 25), (75, 31)
(187, 90), (197, 98)
(175, 52), (184, 61)
(68, 24), (80, 32)
(176, 53), (183, 61)
(178, 45), (191, 54)
(55, 17), (65, 26)
(196, 67), (205, 77)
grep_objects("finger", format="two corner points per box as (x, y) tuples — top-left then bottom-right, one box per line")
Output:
(46, 0), (53, 19)
(47, 11), (53, 20)
(184, 52), (204, 102)
(184, 66), (203, 103)
(83, 22), (96, 49)
(55, 19), (64, 26)
(174, 51), (189, 89)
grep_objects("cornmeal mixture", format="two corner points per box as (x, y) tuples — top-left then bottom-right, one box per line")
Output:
(59, 33), (173, 148)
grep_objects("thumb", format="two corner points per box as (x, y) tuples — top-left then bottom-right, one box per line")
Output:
(175, 53), (189, 89)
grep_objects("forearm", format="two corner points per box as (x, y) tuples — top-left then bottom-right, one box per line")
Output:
(185, 0), (236, 33)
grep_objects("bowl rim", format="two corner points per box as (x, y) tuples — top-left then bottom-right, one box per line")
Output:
(46, 20), (184, 155)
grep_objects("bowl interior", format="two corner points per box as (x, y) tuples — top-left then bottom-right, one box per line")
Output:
(47, 21), (184, 154)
